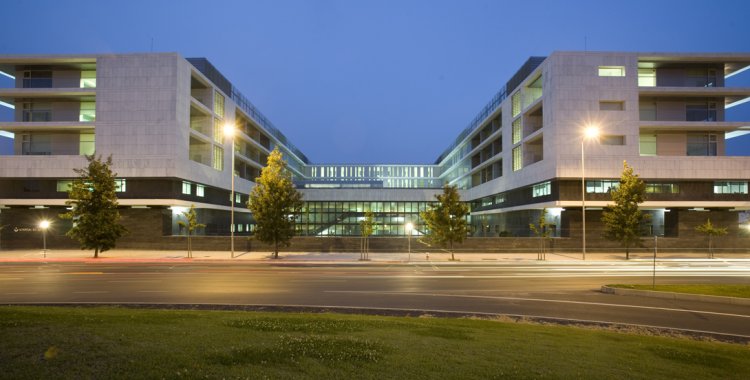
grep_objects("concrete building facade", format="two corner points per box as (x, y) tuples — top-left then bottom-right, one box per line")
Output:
(1, 51), (749, 250)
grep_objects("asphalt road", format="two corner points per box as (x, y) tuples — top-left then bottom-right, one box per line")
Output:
(1, 260), (749, 338)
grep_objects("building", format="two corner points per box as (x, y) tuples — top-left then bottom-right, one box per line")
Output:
(1, 51), (749, 249)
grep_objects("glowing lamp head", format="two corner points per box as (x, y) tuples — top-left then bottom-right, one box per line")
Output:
(584, 125), (600, 139)
(223, 123), (236, 137)
(39, 220), (50, 229)
(405, 222), (414, 232)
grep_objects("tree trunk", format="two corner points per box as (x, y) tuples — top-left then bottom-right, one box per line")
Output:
(274, 240), (279, 259)
(625, 246), (629, 260)
(450, 241), (455, 261)
(708, 235), (713, 259)
(94, 248), (99, 259)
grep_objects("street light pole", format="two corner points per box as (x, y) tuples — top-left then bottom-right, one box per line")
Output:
(39, 220), (50, 258)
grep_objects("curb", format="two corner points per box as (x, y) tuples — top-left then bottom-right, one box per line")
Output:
(601, 286), (750, 306)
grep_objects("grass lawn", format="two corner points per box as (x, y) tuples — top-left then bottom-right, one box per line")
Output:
(1, 306), (749, 379)
(608, 284), (750, 299)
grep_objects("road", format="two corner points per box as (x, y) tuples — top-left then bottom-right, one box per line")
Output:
(1, 260), (749, 338)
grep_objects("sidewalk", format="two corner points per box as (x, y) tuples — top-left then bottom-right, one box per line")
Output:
(2, 249), (749, 263)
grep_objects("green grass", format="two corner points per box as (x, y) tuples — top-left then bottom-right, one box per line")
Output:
(1, 306), (749, 379)
(608, 284), (750, 298)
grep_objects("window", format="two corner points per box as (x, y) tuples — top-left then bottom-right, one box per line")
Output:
(512, 146), (522, 171)
(79, 132), (95, 155)
(213, 117), (223, 143)
(687, 133), (718, 156)
(114, 179), (126, 193)
(22, 102), (51, 122)
(686, 102), (717, 122)
(23, 180), (40, 192)
(196, 184), (205, 197)
(494, 193), (506, 204)
(639, 133), (656, 156)
(714, 181), (748, 194)
(214, 91), (225, 118)
(22, 71), (52, 88)
(587, 180), (620, 193)
(511, 91), (521, 117)
(601, 135), (625, 145)
(638, 68), (656, 87)
(235, 193), (241, 204)
(645, 183), (680, 194)
(598, 66), (625, 77)
(599, 101), (624, 111)
(532, 181), (551, 197)
(56, 180), (73, 192)
(80, 71), (96, 88)
(182, 181), (192, 195)
(512, 119), (522, 144)
(213, 146), (224, 171)
(79, 102), (96, 122)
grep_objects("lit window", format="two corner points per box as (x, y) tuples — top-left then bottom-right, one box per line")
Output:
(56, 180), (73, 192)
(235, 193), (241, 204)
(639, 134), (657, 156)
(213, 117), (223, 143)
(79, 132), (95, 155)
(638, 68), (656, 87)
(512, 146), (522, 171)
(598, 66), (626, 77)
(512, 119), (522, 144)
(532, 181), (551, 197)
(196, 184), (205, 197)
(213, 146), (224, 171)
(182, 181), (192, 195)
(586, 180), (620, 193)
(599, 101), (624, 111)
(494, 194), (506, 204)
(714, 181), (748, 194)
(80, 71), (96, 88)
(645, 183), (680, 194)
(214, 91), (225, 118)
(79, 102), (96, 122)
(114, 179), (126, 193)
(511, 91), (521, 117)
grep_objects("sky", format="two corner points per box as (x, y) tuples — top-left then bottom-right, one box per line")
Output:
(1, 0), (750, 163)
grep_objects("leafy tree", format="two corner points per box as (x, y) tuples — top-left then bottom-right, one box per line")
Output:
(420, 184), (469, 261)
(601, 161), (650, 260)
(60, 154), (127, 258)
(359, 210), (374, 261)
(248, 148), (303, 259)
(695, 218), (728, 259)
(177, 205), (205, 258)
(529, 208), (551, 260)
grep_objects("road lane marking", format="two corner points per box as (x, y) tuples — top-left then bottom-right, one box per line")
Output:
(66, 272), (104, 275)
(5, 292), (38, 295)
(324, 290), (750, 319)
(136, 290), (168, 293)
(72, 291), (109, 294)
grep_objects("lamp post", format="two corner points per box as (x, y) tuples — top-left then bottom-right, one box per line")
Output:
(39, 220), (50, 258)
(405, 222), (413, 262)
(223, 123), (236, 259)
(581, 126), (599, 261)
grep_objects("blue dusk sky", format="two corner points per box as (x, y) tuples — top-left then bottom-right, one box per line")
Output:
(1, 0), (749, 163)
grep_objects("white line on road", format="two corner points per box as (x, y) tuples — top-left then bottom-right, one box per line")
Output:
(324, 290), (750, 319)
(72, 291), (110, 294)
(5, 292), (38, 295)
(136, 290), (168, 293)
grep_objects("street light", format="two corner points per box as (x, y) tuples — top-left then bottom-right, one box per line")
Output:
(39, 220), (50, 258)
(581, 125), (600, 261)
(223, 122), (236, 259)
(405, 222), (414, 262)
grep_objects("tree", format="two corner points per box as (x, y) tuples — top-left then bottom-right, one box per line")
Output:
(420, 184), (469, 261)
(248, 148), (303, 259)
(601, 161), (650, 260)
(359, 210), (374, 261)
(177, 205), (205, 258)
(695, 218), (728, 259)
(60, 154), (127, 258)
(529, 208), (551, 260)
